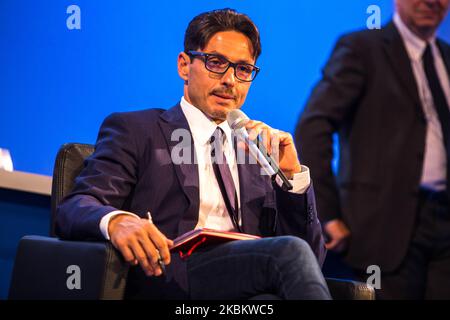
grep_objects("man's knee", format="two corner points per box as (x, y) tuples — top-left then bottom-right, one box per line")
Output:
(271, 236), (315, 260)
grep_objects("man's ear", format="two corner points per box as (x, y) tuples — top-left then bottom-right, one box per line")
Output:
(177, 52), (190, 81)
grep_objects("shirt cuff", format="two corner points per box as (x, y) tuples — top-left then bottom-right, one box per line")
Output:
(99, 210), (141, 240)
(288, 165), (311, 194)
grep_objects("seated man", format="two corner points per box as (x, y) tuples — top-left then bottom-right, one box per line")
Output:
(56, 8), (330, 300)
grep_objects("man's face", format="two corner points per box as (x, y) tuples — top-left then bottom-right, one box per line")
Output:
(396, 0), (449, 34)
(178, 31), (255, 123)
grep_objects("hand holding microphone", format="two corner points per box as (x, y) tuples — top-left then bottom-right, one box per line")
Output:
(227, 110), (302, 190)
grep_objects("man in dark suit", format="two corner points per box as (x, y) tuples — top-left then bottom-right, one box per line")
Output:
(56, 9), (330, 299)
(296, 0), (450, 299)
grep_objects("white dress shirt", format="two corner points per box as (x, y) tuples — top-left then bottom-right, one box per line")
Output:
(394, 13), (450, 191)
(99, 97), (311, 239)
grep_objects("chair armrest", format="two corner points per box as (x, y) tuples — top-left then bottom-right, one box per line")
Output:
(326, 277), (375, 300)
(8, 235), (129, 300)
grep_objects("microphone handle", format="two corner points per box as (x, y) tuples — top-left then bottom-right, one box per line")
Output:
(256, 138), (293, 191)
(236, 128), (293, 191)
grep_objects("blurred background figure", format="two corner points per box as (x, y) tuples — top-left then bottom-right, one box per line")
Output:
(296, 0), (450, 299)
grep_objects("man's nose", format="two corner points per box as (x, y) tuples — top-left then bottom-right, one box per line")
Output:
(221, 66), (236, 87)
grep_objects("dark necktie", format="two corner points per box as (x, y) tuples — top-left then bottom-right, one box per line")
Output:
(423, 44), (450, 192)
(210, 127), (241, 231)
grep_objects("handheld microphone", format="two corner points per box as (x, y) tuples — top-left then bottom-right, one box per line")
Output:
(227, 109), (293, 191)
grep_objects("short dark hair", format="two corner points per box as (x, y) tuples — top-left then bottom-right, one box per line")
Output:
(184, 8), (261, 60)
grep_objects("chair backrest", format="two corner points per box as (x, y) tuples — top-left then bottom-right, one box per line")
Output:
(50, 143), (94, 236)
(9, 142), (129, 300)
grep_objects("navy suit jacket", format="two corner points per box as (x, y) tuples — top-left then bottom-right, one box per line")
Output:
(56, 104), (326, 299)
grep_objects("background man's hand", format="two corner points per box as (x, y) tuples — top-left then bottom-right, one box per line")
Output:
(108, 214), (173, 276)
(323, 219), (351, 252)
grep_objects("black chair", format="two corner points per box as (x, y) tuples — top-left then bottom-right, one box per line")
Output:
(9, 143), (128, 300)
(8, 143), (375, 300)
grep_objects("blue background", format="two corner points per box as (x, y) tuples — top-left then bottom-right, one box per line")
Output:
(1, 0), (449, 176)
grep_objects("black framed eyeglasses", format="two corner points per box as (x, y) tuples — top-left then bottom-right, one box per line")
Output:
(188, 51), (260, 82)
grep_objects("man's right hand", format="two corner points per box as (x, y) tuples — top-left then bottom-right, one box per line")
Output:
(323, 219), (351, 253)
(108, 214), (173, 277)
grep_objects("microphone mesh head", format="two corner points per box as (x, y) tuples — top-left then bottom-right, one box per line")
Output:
(227, 109), (249, 129)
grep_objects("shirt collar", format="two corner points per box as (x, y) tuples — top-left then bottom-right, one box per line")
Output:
(393, 12), (436, 62)
(180, 96), (233, 147)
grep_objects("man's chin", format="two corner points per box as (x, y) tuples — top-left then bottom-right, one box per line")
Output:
(209, 98), (237, 110)
(207, 104), (239, 123)
(414, 15), (442, 28)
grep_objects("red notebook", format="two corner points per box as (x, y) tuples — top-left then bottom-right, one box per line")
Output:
(170, 228), (261, 259)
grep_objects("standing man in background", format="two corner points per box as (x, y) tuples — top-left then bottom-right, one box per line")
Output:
(296, 0), (450, 299)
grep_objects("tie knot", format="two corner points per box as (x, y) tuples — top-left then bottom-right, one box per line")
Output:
(422, 43), (433, 62)
(210, 127), (225, 144)
(210, 127), (226, 161)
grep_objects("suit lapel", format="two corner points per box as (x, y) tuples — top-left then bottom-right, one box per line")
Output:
(158, 104), (200, 235)
(382, 22), (423, 115)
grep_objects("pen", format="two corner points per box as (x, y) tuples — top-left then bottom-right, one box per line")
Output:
(157, 253), (166, 275)
(147, 211), (166, 275)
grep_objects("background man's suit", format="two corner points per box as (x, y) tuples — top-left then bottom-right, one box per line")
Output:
(296, 22), (450, 274)
(56, 104), (326, 299)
